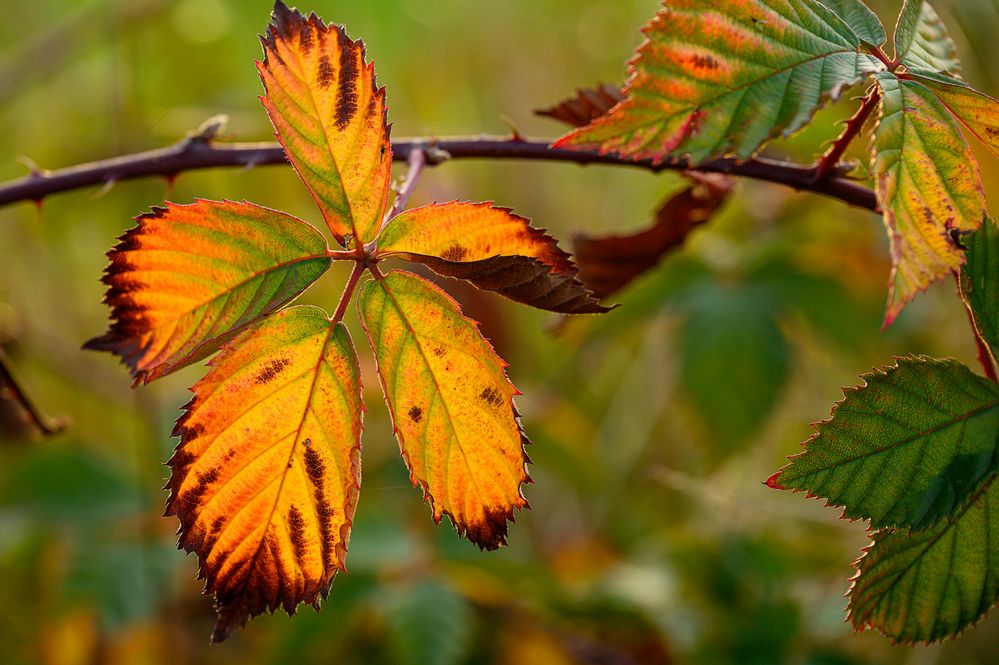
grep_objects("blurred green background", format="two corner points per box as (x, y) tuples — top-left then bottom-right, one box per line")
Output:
(2, 1), (998, 663)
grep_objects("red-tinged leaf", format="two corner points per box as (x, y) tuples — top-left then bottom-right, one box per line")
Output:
(358, 271), (530, 550)
(573, 173), (732, 299)
(84, 200), (331, 384)
(258, 1), (392, 246)
(377, 202), (608, 314)
(535, 84), (624, 128)
(871, 72), (986, 324)
(167, 306), (362, 642)
(553, 0), (884, 164)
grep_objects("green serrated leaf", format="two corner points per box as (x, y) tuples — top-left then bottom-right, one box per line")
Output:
(894, 0), (961, 75)
(849, 473), (999, 644)
(384, 581), (474, 665)
(962, 217), (999, 364)
(769, 356), (999, 530)
(553, 0), (884, 163)
(821, 0), (886, 46)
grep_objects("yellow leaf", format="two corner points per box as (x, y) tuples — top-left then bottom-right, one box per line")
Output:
(358, 270), (530, 550)
(910, 70), (999, 159)
(258, 1), (392, 246)
(166, 306), (362, 642)
(872, 72), (986, 324)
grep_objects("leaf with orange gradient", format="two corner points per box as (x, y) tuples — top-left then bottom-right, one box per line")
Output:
(552, 0), (883, 164)
(167, 306), (362, 643)
(377, 202), (607, 313)
(84, 200), (331, 384)
(258, 1), (392, 246)
(871, 72), (986, 324)
(358, 271), (530, 550)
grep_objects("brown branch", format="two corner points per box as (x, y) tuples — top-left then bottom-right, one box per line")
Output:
(0, 134), (879, 212)
(812, 88), (881, 184)
(0, 348), (65, 437)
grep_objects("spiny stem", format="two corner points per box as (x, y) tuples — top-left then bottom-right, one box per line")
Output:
(331, 261), (365, 324)
(0, 134), (879, 212)
(0, 348), (64, 436)
(812, 88), (880, 184)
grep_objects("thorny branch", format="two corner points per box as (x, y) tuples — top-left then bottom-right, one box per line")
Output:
(0, 133), (879, 212)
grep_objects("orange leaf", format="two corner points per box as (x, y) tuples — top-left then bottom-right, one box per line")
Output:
(573, 173), (732, 299)
(84, 200), (331, 384)
(167, 306), (362, 642)
(258, 1), (392, 246)
(377, 202), (608, 313)
(358, 270), (530, 550)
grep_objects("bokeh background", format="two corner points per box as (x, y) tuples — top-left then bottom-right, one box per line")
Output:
(2, 1), (998, 663)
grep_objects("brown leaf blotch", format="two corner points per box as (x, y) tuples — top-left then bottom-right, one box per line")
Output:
(441, 244), (469, 262)
(479, 386), (504, 408)
(407, 405), (423, 423)
(317, 55), (333, 89)
(334, 28), (359, 128)
(254, 357), (291, 384)
(288, 505), (308, 563)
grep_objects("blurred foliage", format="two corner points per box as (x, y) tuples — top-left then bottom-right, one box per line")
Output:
(1, 1), (998, 664)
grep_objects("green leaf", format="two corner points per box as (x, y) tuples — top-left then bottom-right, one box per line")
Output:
(961, 217), (999, 364)
(849, 473), (999, 644)
(821, 0), (886, 46)
(768, 356), (999, 530)
(678, 284), (790, 451)
(384, 581), (474, 665)
(553, 0), (884, 163)
(893, 0), (961, 75)
(871, 72), (986, 324)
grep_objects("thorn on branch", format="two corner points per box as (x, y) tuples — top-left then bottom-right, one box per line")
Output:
(182, 114), (230, 149)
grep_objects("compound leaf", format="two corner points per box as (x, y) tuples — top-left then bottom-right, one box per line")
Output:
(573, 173), (732, 299)
(84, 200), (330, 385)
(258, 1), (392, 246)
(961, 217), (999, 364)
(821, 0), (886, 46)
(849, 473), (999, 644)
(553, 0), (883, 163)
(894, 0), (961, 76)
(358, 270), (530, 550)
(377, 202), (607, 313)
(768, 356), (999, 530)
(871, 72), (985, 324)
(909, 70), (999, 159)
(167, 307), (362, 642)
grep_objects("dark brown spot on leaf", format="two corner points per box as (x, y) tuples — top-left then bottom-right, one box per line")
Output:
(441, 244), (469, 262)
(334, 28), (358, 128)
(408, 406), (423, 423)
(432, 346), (446, 357)
(255, 358), (291, 384)
(288, 505), (308, 563)
(317, 55), (333, 89)
(690, 54), (719, 70)
(479, 386), (504, 408)
(299, 22), (313, 55)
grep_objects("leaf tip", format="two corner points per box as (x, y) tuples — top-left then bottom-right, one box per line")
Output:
(764, 471), (785, 490)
